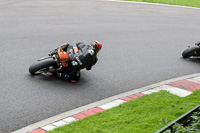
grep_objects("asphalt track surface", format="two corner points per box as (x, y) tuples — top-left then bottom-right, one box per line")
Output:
(0, 0), (200, 132)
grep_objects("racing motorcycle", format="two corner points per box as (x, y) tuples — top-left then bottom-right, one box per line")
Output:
(182, 42), (200, 58)
(29, 47), (80, 81)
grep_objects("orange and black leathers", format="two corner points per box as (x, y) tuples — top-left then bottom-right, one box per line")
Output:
(60, 42), (98, 81)
(68, 42), (98, 81)
(60, 43), (74, 63)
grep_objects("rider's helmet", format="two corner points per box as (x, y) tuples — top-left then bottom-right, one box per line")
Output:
(91, 40), (102, 54)
(61, 43), (69, 51)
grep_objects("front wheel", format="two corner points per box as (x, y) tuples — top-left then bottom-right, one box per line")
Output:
(29, 59), (57, 75)
(182, 47), (200, 58)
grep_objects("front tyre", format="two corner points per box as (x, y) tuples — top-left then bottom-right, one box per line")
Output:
(182, 47), (200, 58)
(29, 59), (57, 75)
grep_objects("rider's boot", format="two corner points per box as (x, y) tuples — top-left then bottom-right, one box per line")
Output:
(68, 72), (80, 83)
(71, 80), (77, 83)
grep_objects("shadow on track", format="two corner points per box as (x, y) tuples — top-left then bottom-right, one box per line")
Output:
(26, 71), (89, 89)
(181, 57), (200, 68)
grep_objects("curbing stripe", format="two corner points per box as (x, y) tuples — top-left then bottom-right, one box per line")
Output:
(99, 99), (127, 110)
(141, 89), (158, 95)
(135, 93), (145, 97)
(29, 128), (46, 133)
(112, 99), (126, 105)
(127, 94), (139, 99)
(167, 80), (200, 91)
(98, 99), (126, 110)
(72, 113), (87, 119)
(121, 92), (146, 101)
(41, 125), (56, 131)
(153, 85), (192, 97)
(89, 107), (105, 113)
(63, 117), (77, 123)
(52, 120), (68, 127)
(98, 101), (122, 110)
(82, 110), (97, 116)
(120, 96), (132, 101)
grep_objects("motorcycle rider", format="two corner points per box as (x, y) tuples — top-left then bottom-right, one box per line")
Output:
(55, 40), (102, 82)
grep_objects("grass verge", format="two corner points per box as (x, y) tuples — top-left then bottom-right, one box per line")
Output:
(124, 0), (200, 8)
(48, 90), (200, 133)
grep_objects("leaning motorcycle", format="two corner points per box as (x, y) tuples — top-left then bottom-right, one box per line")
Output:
(182, 42), (200, 58)
(29, 47), (79, 82)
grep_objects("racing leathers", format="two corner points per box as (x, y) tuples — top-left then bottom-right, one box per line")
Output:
(60, 42), (98, 81)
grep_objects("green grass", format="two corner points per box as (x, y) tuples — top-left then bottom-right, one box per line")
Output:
(48, 90), (200, 133)
(124, 0), (200, 8)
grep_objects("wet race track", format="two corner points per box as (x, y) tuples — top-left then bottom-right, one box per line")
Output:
(0, 0), (200, 132)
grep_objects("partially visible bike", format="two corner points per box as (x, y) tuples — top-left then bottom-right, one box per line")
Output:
(182, 42), (200, 58)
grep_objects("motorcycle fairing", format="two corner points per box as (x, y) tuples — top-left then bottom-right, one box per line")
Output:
(58, 48), (69, 68)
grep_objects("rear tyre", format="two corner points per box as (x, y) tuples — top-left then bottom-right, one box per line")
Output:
(29, 59), (57, 75)
(182, 47), (200, 58)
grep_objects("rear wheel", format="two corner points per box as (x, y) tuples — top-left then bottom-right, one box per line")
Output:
(29, 59), (57, 75)
(182, 47), (200, 58)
